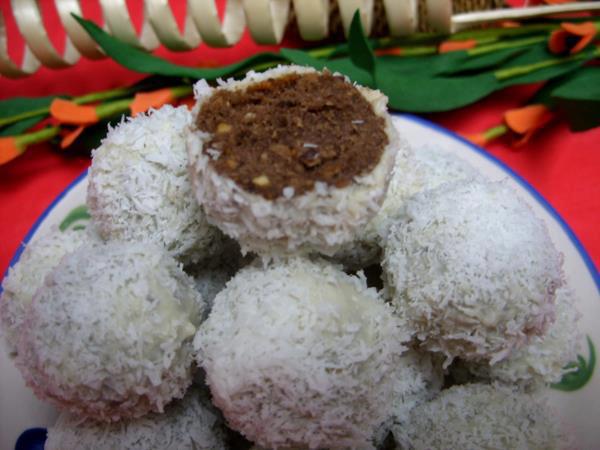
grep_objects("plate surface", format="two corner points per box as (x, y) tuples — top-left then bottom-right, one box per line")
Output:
(1, 115), (598, 450)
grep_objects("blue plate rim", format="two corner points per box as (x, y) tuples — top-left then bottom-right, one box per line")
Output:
(1, 114), (598, 294)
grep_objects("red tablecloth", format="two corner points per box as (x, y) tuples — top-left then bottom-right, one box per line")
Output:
(0, 1), (599, 277)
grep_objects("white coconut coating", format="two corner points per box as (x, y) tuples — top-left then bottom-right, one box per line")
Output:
(0, 226), (89, 356)
(397, 384), (565, 450)
(374, 350), (444, 447)
(45, 387), (228, 450)
(467, 286), (582, 387)
(194, 257), (408, 449)
(383, 180), (563, 364)
(87, 105), (222, 264)
(331, 144), (480, 270)
(17, 241), (205, 421)
(187, 65), (402, 256)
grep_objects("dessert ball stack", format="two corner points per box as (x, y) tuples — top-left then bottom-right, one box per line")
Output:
(0, 65), (579, 449)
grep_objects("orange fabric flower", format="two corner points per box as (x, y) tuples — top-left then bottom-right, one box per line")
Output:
(130, 88), (175, 116)
(461, 132), (489, 147)
(0, 136), (23, 166)
(438, 39), (477, 54)
(50, 99), (99, 125)
(504, 104), (554, 147)
(60, 126), (86, 149)
(548, 22), (597, 55)
(375, 47), (403, 56)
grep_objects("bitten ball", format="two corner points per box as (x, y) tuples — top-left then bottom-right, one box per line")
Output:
(187, 65), (402, 256)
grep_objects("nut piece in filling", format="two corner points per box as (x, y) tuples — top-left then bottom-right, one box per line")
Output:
(187, 65), (402, 255)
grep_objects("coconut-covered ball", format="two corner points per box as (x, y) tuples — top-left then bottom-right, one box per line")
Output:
(194, 258), (408, 449)
(17, 241), (205, 421)
(331, 144), (480, 270)
(45, 387), (228, 450)
(373, 350), (444, 447)
(465, 286), (582, 388)
(0, 226), (89, 356)
(87, 105), (222, 264)
(187, 65), (402, 256)
(384, 180), (563, 364)
(396, 383), (566, 450)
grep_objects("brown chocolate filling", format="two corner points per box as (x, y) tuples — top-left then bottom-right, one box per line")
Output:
(196, 72), (388, 200)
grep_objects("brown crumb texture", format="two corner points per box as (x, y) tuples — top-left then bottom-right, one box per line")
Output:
(196, 72), (388, 200)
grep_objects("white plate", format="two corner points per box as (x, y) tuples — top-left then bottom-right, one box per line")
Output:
(1, 115), (598, 450)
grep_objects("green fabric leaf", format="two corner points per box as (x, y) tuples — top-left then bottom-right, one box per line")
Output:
(347, 11), (376, 83)
(279, 48), (327, 70)
(530, 75), (574, 106)
(553, 98), (600, 132)
(551, 67), (600, 101)
(496, 44), (595, 87)
(376, 54), (455, 76)
(0, 115), (45, 136)
(324, 59), (374, 87)
(439, 47), (529, 75)
(548, 67), (600, 131)
(376, 72), (498, 112)
(279, 49), (373, 86)
(374, 46), (526, 79)
(0, 96), (58, 119)
(73, 15), (282, 79)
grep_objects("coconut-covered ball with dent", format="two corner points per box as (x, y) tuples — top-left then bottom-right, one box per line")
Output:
(0, 226), (89, 356)
(187, 65), (402, 256)
(396, 383), (566, 450)
(195, 257), (408, 449)
(331, 144), (480, 270)
(464, 286), (582, 388)
(88, 105), (222, 264)
(17, 241), (205, 421)
(45, 387), (229, 450)
(384, 180), (563, 364)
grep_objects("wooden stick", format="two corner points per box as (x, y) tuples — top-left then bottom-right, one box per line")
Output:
(452, 2), (600, 32)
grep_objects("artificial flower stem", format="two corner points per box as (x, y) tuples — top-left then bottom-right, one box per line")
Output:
(73, 86), (133, 105)
(14, 126), (60, 148)
(170, 85), (193, 98)
(0, 107), (49, 128)
(494, 47), (600, 80)
(95, 98), (133, 119)
(468, 35), (546, 56)
(0, 87), (133, 128)
(484, 124), (508, 141)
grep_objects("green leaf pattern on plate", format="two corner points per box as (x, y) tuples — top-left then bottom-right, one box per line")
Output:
(552, 336), (596, 392)
(59, 204), (90, 232)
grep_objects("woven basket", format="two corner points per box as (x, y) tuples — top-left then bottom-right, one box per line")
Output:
(322, 0), (506, 37)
